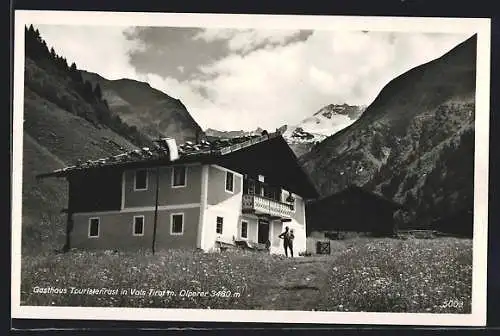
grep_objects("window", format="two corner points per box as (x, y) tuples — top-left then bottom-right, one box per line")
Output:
(241, 221), (248, 239)
(88, 217), (100, 238)
(216, 216), (224, 234)
(286, 198), (296, 212)
(133, 216), (144, 236)
(172, 166), (187, 187)
(245, 179), (256, 195)
(171, 213), (184, 235)
(225, 171), (234, 192)
(285, 191), (296, 212)
(259, 184), (265, 197)
(134, 169), (148, 190)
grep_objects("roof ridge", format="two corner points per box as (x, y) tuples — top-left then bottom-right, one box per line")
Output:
(218, 132), (281, 155)
(37, 131), (283, 178)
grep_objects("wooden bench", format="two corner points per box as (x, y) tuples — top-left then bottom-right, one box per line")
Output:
(234, 240), (270, 252)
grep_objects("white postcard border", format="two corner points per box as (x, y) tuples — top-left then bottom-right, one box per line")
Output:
(11, 10), (491, 326)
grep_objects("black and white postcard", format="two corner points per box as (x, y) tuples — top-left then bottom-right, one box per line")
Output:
(11, 10), (491, 326)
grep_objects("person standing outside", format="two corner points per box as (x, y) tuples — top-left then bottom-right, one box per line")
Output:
(278, 226), (294, 258)
(288, 229), (295, 258)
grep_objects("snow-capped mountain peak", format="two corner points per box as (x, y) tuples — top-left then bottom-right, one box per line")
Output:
(282, 103), (365, 146)
(277, 104), (365, 157)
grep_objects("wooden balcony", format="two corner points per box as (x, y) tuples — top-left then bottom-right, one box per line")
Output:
(242, 194), (293, 219)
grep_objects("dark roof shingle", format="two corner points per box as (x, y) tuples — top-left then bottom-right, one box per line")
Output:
(37, 131), (281, 178)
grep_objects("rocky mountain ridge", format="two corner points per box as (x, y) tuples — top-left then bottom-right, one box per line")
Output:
(281, 104), (366, 157)
(80, 71), (204, 144)
(204, 104), (365, 158)
(300, 34), (477, 234)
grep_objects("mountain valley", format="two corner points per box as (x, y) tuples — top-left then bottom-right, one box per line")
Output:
(20, 26), (477, 255)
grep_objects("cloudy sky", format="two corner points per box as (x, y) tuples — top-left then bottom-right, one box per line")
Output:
(34, 25), (471, 131)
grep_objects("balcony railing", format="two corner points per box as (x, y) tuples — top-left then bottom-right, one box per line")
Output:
(242, 194), (293, 218)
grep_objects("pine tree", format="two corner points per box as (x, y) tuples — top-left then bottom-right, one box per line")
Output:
(70, 62), (77, 77)
(61, 57), (68, 70)
(69, 62), (83, 83)
(41, 40), (49, 57)
(25, 26), (33, 56)
(50, 47), (56, 59)
(34, 28), (41, 41)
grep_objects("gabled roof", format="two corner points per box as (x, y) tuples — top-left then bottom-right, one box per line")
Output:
(308, 185), (406, 211)
(37, 132), (280, 178)
(37, 131), (319, 198)
(216, 133), (319, 198)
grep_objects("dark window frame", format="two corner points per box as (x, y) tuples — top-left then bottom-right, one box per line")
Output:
(88, 217), (100, 238)
(216, 216), (224, 234)
(133, 215), (145, 236)
(241, 220), (248, 239)
(225, 171), (234, 193)
(171, 213), (184, 235)
(172, 166), (187, 187)
(134, 169), (148, 191)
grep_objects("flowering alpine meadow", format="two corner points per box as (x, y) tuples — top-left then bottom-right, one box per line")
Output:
(315, 237), (472, 313)
(20, 238), (472, 313)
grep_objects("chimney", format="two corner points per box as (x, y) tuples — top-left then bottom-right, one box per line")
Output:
(160, 138), (179, 161)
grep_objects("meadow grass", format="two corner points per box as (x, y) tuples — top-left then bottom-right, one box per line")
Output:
(315, 237), (472, 313)
(20, 237), (472, 313)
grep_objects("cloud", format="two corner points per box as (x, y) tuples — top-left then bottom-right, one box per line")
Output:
(185, 31), (470, 129)
(36, 25), (144, 81)
(192, 28), (311, 54)
(124, 27), (226, 81)
(34, 25), (471, 132)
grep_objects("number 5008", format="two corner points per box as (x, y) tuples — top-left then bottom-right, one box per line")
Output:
(441, 299), (464, 309)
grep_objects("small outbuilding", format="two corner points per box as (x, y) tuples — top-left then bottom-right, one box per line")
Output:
(306, 185), (406, 237)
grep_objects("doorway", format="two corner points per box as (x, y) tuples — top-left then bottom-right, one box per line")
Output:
(257, 218), (269, 244)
